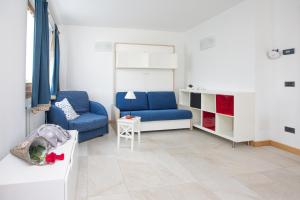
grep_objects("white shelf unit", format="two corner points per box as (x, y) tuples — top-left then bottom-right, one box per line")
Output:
(191, 108), (201, 127)
(202, 93), (216, 113)
(179, 89), (255, 145)
(216, 114), (234, 138)
(179, 90), (190, 107)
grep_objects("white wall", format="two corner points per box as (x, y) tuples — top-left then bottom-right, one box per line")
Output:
(0, 0), (27, 160)
(185, 0), (300, 148)
(61, 26), (185, 118)
(185, 0), (256, 91)
(266, 0), (300, 148)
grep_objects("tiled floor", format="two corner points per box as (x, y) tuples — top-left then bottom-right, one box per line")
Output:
(76, 127), (300, 200)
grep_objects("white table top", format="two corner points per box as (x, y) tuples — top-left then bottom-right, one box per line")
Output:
(0, 130), (78, 185)
(118, 116), (141, 124)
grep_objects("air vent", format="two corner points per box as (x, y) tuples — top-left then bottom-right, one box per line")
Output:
(95, 42), (113, 52)
(200, 36), (216, 51)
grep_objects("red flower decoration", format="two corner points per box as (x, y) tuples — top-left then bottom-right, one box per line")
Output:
(46, 152), (64, 164)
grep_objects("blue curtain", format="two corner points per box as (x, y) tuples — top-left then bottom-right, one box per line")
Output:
(31, 0), (50, 112)
(51, 25), (60, 98)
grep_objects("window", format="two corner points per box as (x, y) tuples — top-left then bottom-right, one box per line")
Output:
(26, 10), (34, 83)
(25, 5), (34, 99)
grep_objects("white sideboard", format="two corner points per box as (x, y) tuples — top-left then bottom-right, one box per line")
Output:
(0, 130), (78, 200)
(179, 89), (255, 146)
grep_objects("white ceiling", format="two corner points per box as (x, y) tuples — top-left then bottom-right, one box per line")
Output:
(50, 0), (244, 32)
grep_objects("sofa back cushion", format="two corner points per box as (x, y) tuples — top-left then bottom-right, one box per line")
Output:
(147, 91), (177, 110)
(116, 92), (148, 111)
(56, 91), (90, 113)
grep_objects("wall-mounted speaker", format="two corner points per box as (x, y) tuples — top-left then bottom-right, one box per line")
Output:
(200, 36), (216, 51)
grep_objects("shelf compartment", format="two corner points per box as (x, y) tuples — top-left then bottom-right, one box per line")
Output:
(191, 109), (201, 127)
(190, 92), (201, 109)
(202, 111), (215, 131)
(202, 94), (216, 113)
(216, 114), (234, 138)
(216, 95), (234, 116)
(179, 91), (190, 107)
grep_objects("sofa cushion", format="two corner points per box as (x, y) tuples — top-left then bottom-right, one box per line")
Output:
(56, 91), (90, 113)
(69, 113), (108, 132)
(55, 98), (79, 120)
(120, 109), (192, 122)
(147, 91), (177, 110)
(116, 92), (148, 111)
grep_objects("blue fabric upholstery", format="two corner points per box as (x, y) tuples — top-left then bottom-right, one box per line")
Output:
(56, 91), (89, 113)
(90, 101), (108, 116)
(48, 105), (69, 130)
(50, 25), (60, 97)
(79, 127), (108, 143)
(116, 92), (148, 111)
(31, 0), (50, 108)
(69, 113), (108, 132)
(120, 111), (131, 117)
(147, 92), (177, 110)
(48, 91), (109, 143)
(121, 109), (192, 122)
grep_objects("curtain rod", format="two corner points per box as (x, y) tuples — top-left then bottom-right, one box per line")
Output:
(28, 0), (60, 34)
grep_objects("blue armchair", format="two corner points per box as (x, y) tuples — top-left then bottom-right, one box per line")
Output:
(47, 91), (109, 143)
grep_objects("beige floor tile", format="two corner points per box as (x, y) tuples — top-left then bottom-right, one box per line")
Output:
(79, 142), (88, 157)
(199, 177), (262, 200)
(233, 173), (273, 187)
(76, 127), (300, 200)
(130, 187), (174, 200)
(88, 155), (128, 197)
(88, 193), (132, 200)
(250, 182), (300, 200)
(169, 183), (220, 200)
(76, 156), (88, 200)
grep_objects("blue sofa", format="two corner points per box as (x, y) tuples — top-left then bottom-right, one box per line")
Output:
(113, 91), (192, 131)
(48, 91), (109, 142)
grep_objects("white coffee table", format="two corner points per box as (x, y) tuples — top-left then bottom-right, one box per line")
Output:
(117, 116), (141, 151)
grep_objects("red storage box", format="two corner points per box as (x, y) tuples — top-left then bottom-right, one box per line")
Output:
(202, 111), (215, 131)
(216, 95), (234, 116)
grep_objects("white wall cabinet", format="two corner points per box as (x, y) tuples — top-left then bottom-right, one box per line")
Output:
(0, 131), (79, 200)
(115, 43), (177, 69)
(148, 53), (178, 68)
(179, 89), (255, 146)
(116, 52), (148, 68)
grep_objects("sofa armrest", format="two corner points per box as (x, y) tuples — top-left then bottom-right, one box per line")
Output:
(112, 105), (120, 123)
(47, 105), (69, 130)
(90, 101), (108, 117)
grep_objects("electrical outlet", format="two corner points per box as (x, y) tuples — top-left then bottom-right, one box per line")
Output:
(284, 126), (295, 134)
(285, 81), (295, 87)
